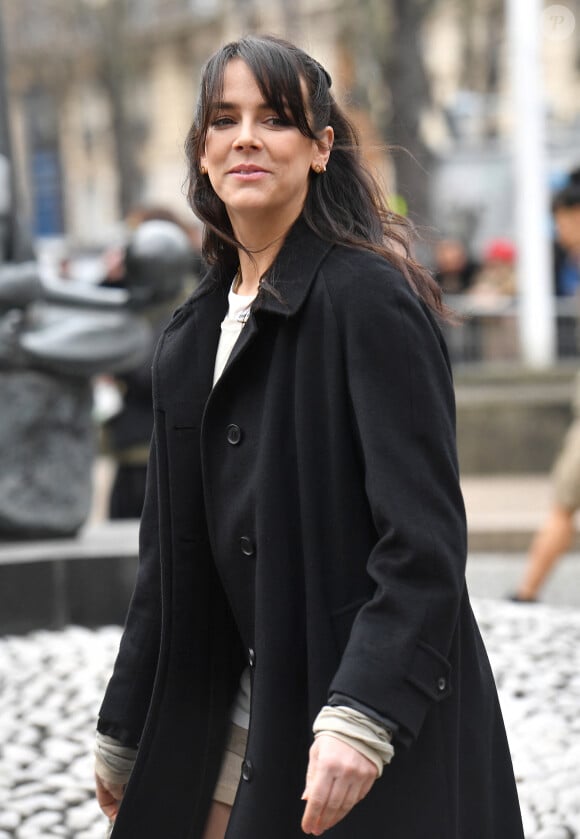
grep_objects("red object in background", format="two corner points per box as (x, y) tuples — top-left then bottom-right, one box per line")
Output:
(484, 239), (516, 264)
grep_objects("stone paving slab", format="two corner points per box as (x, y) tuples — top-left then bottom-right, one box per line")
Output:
(462, 475), (580, 552)
(0, 600), (579, 838)
(467, 553), (580, 608)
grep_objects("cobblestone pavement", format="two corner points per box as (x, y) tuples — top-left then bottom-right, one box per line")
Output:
(0, 600), (579, 839)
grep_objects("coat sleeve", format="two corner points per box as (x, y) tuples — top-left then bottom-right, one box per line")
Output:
(97, 434), (162, 746)
(324, 259), (468, 745)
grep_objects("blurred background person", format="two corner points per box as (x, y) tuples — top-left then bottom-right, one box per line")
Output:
(468, 238), (517, 303)
(553, 168), (580, 297)
(100, 209), (199, 519)
(512, 377), (580, 602)
(433, 236), (480, 295)
(466, 237), (518, 361)
(513, 169), (580, 601)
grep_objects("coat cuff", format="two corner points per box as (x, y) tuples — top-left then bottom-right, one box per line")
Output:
(329, 640), (452, 745)
(97, 716), (140, 749)
(328, 693), (399, 739)
(313, 705), (394, 777)
(94, 731), (138, 786)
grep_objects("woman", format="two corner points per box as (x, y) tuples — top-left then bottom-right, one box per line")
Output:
(95, 35), (524, 839)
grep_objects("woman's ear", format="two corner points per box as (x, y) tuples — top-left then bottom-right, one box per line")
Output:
(313, 126), (334, 171)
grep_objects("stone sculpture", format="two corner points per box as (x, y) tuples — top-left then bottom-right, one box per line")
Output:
(0, 187), (193, 539)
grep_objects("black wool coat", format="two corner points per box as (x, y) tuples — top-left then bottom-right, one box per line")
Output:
(99, 217), (524, 839)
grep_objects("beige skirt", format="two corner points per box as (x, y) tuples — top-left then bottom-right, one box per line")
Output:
(213, 723), (248, 807)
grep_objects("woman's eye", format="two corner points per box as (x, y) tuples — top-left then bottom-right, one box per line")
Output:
(265, 115), (290, 127)
(212, 116), (235, 127)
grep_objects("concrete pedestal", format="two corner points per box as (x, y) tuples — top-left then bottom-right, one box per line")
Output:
(0, 521), (138, 634)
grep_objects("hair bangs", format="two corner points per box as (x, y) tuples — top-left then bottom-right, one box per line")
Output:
(197, 36), (315, 143)
(235, 38), (314, 137)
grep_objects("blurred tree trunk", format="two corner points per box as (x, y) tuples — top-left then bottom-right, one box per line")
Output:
(342, 0), (438, 228)
(457, 0), (504, 138)
(0, 0), (34, 258)
(78, 0), (142, 217)
(381, 0), (437, 227)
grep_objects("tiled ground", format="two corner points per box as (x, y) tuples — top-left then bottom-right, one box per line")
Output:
(0, 599), (579, 838)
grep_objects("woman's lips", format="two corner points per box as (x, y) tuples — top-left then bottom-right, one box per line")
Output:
(228, 166), (270, 180)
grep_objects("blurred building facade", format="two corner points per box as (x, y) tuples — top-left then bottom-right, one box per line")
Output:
(423, 0), (580, 255)
(2, 0), (580, 251)
(3, 0), (358, 246)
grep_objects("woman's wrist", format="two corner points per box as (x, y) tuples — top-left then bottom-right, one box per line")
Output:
(312, 705), (395, 778)
(94, 731), (138, 787)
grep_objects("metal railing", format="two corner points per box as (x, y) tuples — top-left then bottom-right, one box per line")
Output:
(442, 295), (580, 365)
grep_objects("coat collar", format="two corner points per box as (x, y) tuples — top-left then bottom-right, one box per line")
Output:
(189, 215), (335, 321)
(172, 216), (335, 396)
(252, 215), (335, 318)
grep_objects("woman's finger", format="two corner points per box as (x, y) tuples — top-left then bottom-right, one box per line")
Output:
(301, 742), (334, 834)
(301, 737), (377, 834)
(311, 777), (357, 834)
(95, 773), (124, 821)
(301, 772), (334, 834)
(329, 780), (364, 827)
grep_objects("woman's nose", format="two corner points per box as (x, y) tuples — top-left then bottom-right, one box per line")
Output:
(233, 119), (262, 150)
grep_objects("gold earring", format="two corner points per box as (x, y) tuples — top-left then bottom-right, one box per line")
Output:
(313, 163), (326, 174)
(200, 165), (207, 175)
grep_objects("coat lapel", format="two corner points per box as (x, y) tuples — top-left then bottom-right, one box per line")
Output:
(153, 267), (229, 408)
(164, 216), (335, 399)
(191, 274), (229, 400)
(255, 215), (335, 317)
(220, 216), (335, 377)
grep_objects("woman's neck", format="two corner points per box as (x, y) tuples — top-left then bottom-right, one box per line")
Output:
(234, 251), (275, 295)
(231, 216), (296, 296)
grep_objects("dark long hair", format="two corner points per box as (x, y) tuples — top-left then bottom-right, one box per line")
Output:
(185, 35), (446, 317)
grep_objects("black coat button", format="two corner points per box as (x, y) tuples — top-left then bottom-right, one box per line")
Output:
(241, 759), (253, 782)
(248, 648), (256, 668)
(437, 676), (447, 692)
(240, 536), (255, 556)
(226, 424), (242, 445)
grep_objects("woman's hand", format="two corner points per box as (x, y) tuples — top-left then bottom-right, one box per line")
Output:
(301, 735), (377, 835)
(95, 771), (125, 823)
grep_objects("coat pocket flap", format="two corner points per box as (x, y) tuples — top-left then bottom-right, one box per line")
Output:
(405, 640), (452, 701)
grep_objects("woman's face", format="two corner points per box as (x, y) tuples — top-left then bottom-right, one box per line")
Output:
(200, 58), (332, 231)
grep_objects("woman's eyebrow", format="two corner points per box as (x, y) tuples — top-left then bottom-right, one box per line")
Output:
(211, 100), (276, 111)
